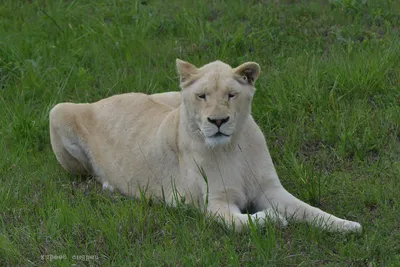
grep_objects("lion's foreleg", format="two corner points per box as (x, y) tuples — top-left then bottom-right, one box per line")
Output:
(207, 201), (260, 231)
(207, 200), (286, 232)
(256, 185), (362, 232)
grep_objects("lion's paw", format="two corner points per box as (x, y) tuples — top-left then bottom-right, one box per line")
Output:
(102, 181), (114, 192)
(252, 210), (288, 228)
(340, 220), (362, 233)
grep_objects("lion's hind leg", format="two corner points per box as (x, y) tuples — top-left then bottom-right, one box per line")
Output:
(49, 103), (92, 176)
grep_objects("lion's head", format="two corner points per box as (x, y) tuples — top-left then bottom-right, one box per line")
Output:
(177, 59), (260, 147)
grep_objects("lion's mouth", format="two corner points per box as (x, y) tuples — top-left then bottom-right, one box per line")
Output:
(212, 132), (230, 138)
(198, 128), (231, 139)
(203, 131), (232, 147)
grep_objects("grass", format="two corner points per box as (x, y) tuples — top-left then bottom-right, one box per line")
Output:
(1, 0), (399, 265)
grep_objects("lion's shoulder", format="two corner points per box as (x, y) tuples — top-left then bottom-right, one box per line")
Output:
(149, 92), (181, 109)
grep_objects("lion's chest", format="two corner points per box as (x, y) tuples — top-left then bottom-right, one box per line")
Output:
(183, 147), (261, 204)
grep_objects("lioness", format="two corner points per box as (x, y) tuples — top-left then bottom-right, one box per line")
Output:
(50, 59), (361, 232)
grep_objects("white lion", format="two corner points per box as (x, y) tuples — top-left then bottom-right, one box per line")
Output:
(49, 59), (361, 232)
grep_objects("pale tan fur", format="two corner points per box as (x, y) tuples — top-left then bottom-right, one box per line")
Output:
(49, 59), (361, 232)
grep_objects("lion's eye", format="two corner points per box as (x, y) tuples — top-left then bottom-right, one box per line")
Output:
(228, 93), (237, 99)
(242, 76), (248, 82)
(197, 94), (206, 100)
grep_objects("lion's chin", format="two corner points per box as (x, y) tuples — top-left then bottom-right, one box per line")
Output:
(205, 135), (231, 148)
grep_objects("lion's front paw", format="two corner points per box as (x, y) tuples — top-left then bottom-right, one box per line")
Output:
(102, 181), (114, 192)
(324, 219), (362, 233)
(252, 210), (288, 228)
(340, 220), (362, 233)
(251, 211), (267, 221)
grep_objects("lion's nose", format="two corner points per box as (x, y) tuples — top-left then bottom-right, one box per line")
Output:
(207, 116), (230, 127)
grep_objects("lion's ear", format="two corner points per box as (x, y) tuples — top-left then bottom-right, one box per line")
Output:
(176, 59), (198, 84)
(234, 62), (260, 86)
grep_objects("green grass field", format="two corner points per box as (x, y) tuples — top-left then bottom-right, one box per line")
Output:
(1, 0), (399, 265)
